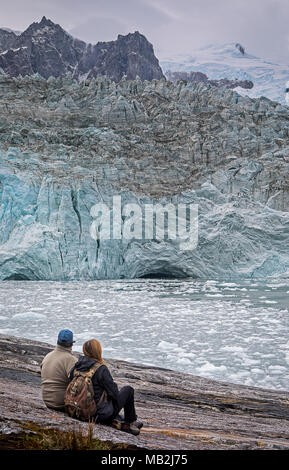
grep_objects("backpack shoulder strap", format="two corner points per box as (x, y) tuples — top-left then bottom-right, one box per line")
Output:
(96, 390), (107, 406)
(85, 363), (108, 406)
(85, 362), (104, 379)
(72, 362), (104, 379)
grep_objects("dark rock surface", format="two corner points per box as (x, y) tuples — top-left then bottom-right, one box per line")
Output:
(1, 334), (289, 450)
(0, 17), (164, 82)
(0, 29), (17, 52)
(235, 43), (245, 55)
(166, 70), (253, 90)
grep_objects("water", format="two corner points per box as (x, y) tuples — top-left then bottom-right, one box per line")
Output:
(0, 279), (288, 391)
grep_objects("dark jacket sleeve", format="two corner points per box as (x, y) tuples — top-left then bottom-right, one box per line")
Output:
(100, 366), (119, 403)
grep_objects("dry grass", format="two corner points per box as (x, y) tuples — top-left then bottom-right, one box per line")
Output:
(0, 422), (112, 450)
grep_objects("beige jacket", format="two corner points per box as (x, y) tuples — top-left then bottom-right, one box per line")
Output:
(41, 345), (77, 410)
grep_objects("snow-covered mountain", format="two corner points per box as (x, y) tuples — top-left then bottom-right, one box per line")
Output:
(0, 27), (22, 35)
(160, 42), (289, 105)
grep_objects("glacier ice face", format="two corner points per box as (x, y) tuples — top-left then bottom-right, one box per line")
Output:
(0, 75), (289, 280)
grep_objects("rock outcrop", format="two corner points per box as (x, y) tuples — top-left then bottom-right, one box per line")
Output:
(0, 29), (18, 52)
(235, 43), (245, 56)
(166, 70), (253, 90)
(0, 17), (164, 82)
(1, 334), (289, 450)
(0, 75), (289, 280)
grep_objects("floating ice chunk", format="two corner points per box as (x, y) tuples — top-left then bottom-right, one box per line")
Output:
(176, 357), (192, 365)
(205, 293), (223, 297)
(251, 368), (265, 374)
(87, 312), (105, 318)
(181, 352), (196, 359)
(12, 312), (47, 320)
(196, 361), (227, 373)
(221, 345), (244, 352)
(285, 353), (289, 365)
(172, 347), (186, 354)
(268, 365), (288, 374)
(157, 340), (179, 351)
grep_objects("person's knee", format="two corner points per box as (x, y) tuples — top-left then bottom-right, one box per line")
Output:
(122, 385), (134, 396)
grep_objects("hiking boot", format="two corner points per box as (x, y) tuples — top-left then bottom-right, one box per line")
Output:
(121, 422), (140, 436)
(115, 413), (124, 422)
(111, 419), (122, 430)
(132, 420), (143, 429)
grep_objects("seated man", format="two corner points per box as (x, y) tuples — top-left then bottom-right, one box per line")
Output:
(41, 329), (77, 411)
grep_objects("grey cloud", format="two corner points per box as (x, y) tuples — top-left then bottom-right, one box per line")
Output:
(0, 0), (288, 63)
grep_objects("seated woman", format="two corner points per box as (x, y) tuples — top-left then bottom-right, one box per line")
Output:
(70, 339), (143, 435)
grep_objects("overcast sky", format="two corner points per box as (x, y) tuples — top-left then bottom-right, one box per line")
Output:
(1, 0), (289, 63)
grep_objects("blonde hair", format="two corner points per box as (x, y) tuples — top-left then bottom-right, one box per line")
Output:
(83, 339), (105, 365)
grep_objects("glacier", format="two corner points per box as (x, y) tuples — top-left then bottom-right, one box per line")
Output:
(0, 74), (289, 280)
(160, 42), (289, 105)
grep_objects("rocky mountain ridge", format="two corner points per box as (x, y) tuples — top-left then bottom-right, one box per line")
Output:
(166, 70), (253, 90)
(0, 16), (164, 82)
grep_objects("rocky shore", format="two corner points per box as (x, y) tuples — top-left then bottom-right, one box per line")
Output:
(1, 333), (289, 450)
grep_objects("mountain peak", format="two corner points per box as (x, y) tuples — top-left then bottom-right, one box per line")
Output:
(117, 31), (145, 41)
(39, 16), (53, 26)
(31, 16), (61, 32)
(0, 17), (164, 82)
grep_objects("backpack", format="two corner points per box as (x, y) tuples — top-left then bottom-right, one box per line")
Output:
(64, 362), (107, 421)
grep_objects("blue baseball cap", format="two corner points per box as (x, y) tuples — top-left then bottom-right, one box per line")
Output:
(57, 329), (75, 346)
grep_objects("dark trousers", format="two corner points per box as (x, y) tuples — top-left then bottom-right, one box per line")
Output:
(114, 385), (137, 424)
